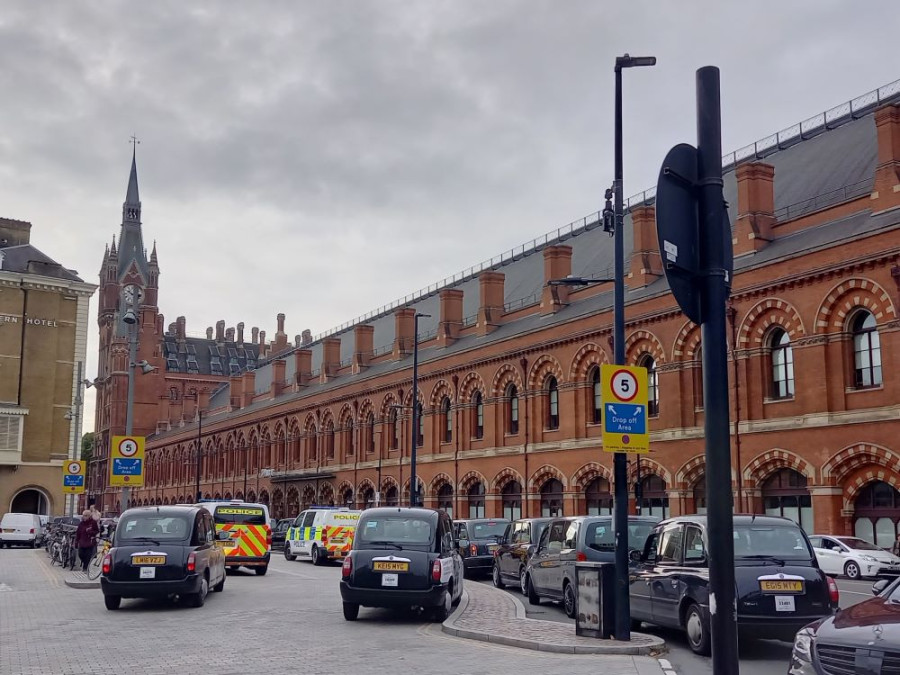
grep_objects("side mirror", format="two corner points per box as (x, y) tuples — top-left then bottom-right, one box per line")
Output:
(629, 549), (643, 564)
(216, 530), (232, 541)
(873, 579), (890, 595)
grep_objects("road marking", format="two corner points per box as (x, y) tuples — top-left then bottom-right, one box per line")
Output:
(267, 566), (317, 580)
(657, 657), (677, 674)
(36, 552), (60, 588)
(839, 590), (873, 596)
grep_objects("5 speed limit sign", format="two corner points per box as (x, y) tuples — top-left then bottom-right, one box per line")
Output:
(601, 364), (650, 453)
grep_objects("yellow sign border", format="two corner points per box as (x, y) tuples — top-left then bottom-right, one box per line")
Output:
(601, 364), (650, 454)
(62, 460), (86, 494)
(110, 435), (145, 487)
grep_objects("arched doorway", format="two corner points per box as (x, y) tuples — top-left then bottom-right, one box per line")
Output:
(854, 481), (900, 548)
(584, 477), (612, 516)
(384, 486), (399, 507)
(360, 487), (375, 510)
(10, 487), (50, 515)
(692, 476), (707, 514)
(437, 484), (453, 516)
(501, 481), (522, 520)
(638, 475), (669, 519)
(761, 468), (812, 532)
(540, 479), (564, 517)
(467, 482), (485, 518)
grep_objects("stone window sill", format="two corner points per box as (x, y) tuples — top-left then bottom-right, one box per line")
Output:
(845, 384), (884, 394)
(763, 396), (795, 404)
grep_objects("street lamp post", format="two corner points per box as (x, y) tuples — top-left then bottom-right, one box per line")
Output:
(613, 53), (656, 642)
(409, 312), (431, 507)
(64, 361), (92, 516)
(195, 410), (203, 503)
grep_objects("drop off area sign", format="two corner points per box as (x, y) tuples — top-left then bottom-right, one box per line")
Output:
(600, 364), (649, 453)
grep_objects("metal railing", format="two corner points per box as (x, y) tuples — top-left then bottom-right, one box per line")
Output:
(773, 178), (872, 221)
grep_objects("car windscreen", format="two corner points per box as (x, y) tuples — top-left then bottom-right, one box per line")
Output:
(356, 515), (434, 547)
(585, 520), (656, 551)
(837, 537), (881, 551)
(116, 515), (191, 542)
(213, 506), (266, 525)
(733, 524), (812, 559)
(469, 521), (507, 539)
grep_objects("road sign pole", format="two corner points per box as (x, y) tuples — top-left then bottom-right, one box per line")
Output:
(122, 311), (138, 513)
(696, 66), (739, 673)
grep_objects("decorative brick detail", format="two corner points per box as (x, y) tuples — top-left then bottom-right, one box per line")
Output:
(572, 462), (612, 489)
(527, 354), (564, 389)
(845, 471), (900, 510)
(490, 467), (525, 492)
(568, 343), (610, 381)
(822, 443), (900, 484)
(743, 449), (814, 485)
(459, 470), (488, 493)
(428, 379), (454, 407)
(429, 472), (454, 493)
(319, 482), (335, 503)
(490, 363), (524, 397)
(380, 475), (398, 492)
(672, 320), (702, 359)
(738, 298), (806, 348)
(336, 480), (354, 496)
(356, 477), (376, 494)
(675, 454), (707, 489)
(627, 457), (672, 486)
(626, 330), (666, 364)
(815, 277), (896, 332)
(458, 371), (486, 403)
(529, 464), (567, 490)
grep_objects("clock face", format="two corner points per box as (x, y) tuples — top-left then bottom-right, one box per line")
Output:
(123, 285), (143, 306)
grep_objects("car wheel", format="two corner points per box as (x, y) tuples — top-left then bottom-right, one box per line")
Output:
(104, 595), (121, 611)
(685, 602), (711, 656)
(432, 588), (453, 622)
(563, 582), (577, 619)
(189, 575), (209, 608)
(311, 545), (323, 566)
(844, 561), (861, 580)
(526, 574), (541, 605)
(32, 540), (39, 549)
(284, 545), (296, 562)
(212, 573), (225, 592)
(255, 565), (268, 576)
(343, 602), (360, 621)
(519, 567), (528, 596)
(492, 564), (505, 589)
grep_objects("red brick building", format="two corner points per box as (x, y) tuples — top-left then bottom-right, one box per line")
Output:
(101, 89), (900, 548)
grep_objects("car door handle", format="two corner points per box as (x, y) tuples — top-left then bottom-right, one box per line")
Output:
(671, 580), (679, 587)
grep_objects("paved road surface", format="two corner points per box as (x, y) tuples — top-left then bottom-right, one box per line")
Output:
(477, 574), (877, 674)
(0, 548), (664, 675)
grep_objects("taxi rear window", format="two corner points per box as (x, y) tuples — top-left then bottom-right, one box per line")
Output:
(118, 515), (191, 542)
(214, 506), (266, 525)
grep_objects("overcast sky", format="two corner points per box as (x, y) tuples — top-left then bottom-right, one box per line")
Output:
(1, 1), (896, 433)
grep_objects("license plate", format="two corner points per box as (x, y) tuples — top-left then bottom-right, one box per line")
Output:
(775, 595), (795, 612)
(373, 561), (409, 572)
(332, 538), (345, 544)
(216, 540), (236, 548)
(132, 555), (166, 565)
(1, 529), (12, 533)
(489, 544), (500, 553)
(381, 573), (398, 587)
(760, 580), (803, 594)
(140, 567), (156, 579)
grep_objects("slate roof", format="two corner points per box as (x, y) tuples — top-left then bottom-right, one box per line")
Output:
(0, 244), (85, 282)
(150, 88), (899, 441)
(162, 334), (260, 377)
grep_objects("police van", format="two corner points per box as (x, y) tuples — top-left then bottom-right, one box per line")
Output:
(196, 500), (271, 575)
(284, 507), (361, 565)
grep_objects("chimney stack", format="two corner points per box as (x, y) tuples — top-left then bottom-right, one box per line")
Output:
(353, 324), (374, 372)
(293, 350), (313, 389)
(873, 104), (900, 211)
(259, 330), (267, 356)
(176, 316), (186, 341)
(216, 320), (225, 342)
(393, 307), (416, 359)
(477, 271), (505, 335)
(301, 329), (312, 347)
(321, 337), (341, 381)
(252, 327), (259, 344)
(734, 161), (776, 255)
(628, 205), (662, 286)
(226, 327), (235, 342)
(206, 326), (213, 340)
(274, 313), (288, 350)
(295, 335), (302, 348)
(237, 322), (245, 344)
(540, 245), (573, 314)
(437, 288), (464, 347)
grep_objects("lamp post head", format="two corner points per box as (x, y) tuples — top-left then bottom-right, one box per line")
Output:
(616, 54), (657, 70)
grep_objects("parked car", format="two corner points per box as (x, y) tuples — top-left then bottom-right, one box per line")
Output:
(629, 515), (839, 655)
(789, 575), (900, 674)
(0, 512), (44, 548)
(808, 534), (900, 580)
(100, 505), (228, 610)
(492, 517), (554, 594)
(454, 518), (509, 578)
(523, 515), (659, 618)
(284, 507), (362, 565)
(196, 500), (271, 575)
(271, 519), (292, 550)
(339, 507), (463, 621)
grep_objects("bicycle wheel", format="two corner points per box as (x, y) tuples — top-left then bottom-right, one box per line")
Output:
(87, 551), (104, 580)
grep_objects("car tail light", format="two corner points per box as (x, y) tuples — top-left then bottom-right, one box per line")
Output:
(576, 552), (587, 562)
(187, 551), (196, 573)
(342, 556), (352, 578)
(102, 554), (112, 575)
(432, 559), (442, 582)
(469, 544), (478, 556)
(29, 528), (35, 534)
(265, 525), (272, 546)
(827, 576), (839, 604)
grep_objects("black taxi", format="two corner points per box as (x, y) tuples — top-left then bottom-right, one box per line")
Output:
(100, 505), (228, 610)
(339, 507), (463, 621)
(629, 515), (839, 655)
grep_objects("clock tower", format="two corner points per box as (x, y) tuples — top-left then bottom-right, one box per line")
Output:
(93, 148), (163, 511)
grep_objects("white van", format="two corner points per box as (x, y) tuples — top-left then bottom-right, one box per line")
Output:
(284, 507), (361, 565)
(0, 513), (44, 548)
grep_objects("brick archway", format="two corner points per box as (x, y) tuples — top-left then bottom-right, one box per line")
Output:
(569, 343), (610, 381)
(458, 372), (486, 403)
(490, 363), (524, 397)
(626, 330), (666, 365)
(429, 472), (453, 494)
(490, 467), (525, 492)
(529, 464), (567, 491)
(458, 470), (487, 493)
(738, 298), (806, 348)
(815, 277), (896, 333)
(822, 443), (900, 487)
(675, 454), (707, 489)
(626, 457), (672, 486)
(572, 462), (612, 490)
(672, 321), (702, 360)
(743, 448), (814, 486)
(527, 355), (564, 390)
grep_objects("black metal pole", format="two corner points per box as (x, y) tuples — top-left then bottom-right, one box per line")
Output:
(612, 62), (631, 642)
(410, 314), (420, 508)
(696, 65), (739, 673)
(195, 411), (202, 502)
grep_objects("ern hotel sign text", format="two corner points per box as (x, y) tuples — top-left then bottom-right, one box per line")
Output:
(0, 314), (60, 327)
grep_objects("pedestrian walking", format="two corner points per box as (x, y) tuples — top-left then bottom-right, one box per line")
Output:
(75, 510), (99, 573)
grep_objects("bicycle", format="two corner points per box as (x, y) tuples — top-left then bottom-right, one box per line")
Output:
(87, 537), (113, 580)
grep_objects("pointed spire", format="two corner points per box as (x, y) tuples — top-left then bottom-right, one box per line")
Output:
(122, 138), (141, 224)
(109, 234), (117, 256)
(149, 240), (158, 266)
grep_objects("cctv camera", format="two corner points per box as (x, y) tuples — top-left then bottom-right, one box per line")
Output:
(82, 378), (94, 388)
(64, 411), (74, 420)
(123, 309), (137, 325)
(137, 360), (154, 374)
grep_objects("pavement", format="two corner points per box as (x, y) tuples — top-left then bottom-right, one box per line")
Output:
(0, 547), (674, 675)
(444, 580), (666, 656)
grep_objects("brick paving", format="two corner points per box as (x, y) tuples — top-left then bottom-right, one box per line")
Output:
(1, 548), (668, 674)
(445, 580), (665, 655)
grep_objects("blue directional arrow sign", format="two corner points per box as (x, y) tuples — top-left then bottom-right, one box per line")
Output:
(63, 475), (85, 487)
(604, 403), (646, 435)
(112, 458), (143, 476)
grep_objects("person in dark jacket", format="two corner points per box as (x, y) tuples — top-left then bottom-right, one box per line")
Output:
(75, 510), (99, 573)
